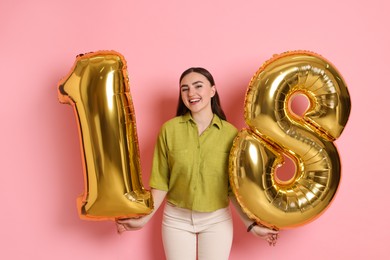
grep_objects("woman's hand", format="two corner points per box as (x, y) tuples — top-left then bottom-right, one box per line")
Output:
(116, 217), (147, 234)
(229, 196), (279, 246)
(250, 225), (279, 246)
(115, 189), (168, 234)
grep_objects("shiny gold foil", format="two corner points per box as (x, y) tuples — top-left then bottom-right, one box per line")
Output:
(58, 51), (153, 220)
(229, 51), (351, 229)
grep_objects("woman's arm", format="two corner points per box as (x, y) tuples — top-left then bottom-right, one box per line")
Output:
(230, 195), (279, 246)
(116, 188), (167, 233)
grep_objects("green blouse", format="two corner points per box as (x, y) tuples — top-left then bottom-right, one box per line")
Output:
(149, 113), (238, 212)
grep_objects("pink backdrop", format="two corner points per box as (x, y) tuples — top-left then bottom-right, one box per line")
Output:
(1, 0), (388, 259)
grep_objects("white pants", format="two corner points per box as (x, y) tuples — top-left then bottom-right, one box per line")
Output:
(162, 203), (233, 260)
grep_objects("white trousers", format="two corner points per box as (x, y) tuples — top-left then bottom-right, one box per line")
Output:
(162, 203), (233, 260)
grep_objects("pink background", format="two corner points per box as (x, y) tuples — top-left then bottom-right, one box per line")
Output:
(1, 0), (388, 259)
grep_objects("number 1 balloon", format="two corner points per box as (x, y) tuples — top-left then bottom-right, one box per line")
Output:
(58, 51), (153, 220)
(229, 50), (351, 230)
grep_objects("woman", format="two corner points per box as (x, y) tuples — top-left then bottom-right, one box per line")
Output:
(117, 67), (278, 259)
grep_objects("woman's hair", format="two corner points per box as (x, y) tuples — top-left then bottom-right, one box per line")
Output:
(176, 67), (227, 120)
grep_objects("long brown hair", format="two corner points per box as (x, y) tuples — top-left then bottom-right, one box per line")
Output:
(176, 67), (227, 120)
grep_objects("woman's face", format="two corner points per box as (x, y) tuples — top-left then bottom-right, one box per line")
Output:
(180, 72), (216, 115)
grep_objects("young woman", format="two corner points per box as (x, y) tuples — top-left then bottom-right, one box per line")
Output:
(116, 67), (278, 259)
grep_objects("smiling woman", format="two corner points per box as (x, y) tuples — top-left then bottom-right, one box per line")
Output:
(116, 67), (278, 259)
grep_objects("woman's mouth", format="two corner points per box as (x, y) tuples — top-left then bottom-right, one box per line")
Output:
(189, 98), (201, 104)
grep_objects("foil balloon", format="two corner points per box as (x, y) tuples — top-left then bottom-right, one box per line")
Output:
(229, 50), (351, 230)
(58, 51), (153, 220)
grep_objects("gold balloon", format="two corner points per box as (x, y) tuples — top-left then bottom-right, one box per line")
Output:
(58, 51), (153, 220)
(229, 51), (351, 229)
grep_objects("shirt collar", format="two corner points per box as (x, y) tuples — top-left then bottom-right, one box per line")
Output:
(180, 112), (222, 130)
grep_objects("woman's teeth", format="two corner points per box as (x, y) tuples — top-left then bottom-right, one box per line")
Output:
(189, 98), (200, 103)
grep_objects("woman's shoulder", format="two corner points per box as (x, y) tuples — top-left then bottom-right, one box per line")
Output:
(160, 115), (185, 130)
(219, 118), (238, 134)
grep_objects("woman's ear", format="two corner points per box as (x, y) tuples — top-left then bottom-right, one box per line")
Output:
(211, 85), (216, 97)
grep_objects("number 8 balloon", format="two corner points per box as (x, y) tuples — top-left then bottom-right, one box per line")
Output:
(58, 51), (153, 220)
(229, 50), (351, 230)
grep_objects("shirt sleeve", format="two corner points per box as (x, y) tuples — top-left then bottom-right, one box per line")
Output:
(149, 126), (170, 191)
(227, 123), (239, 197)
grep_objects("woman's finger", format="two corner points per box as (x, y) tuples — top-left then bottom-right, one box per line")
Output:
(116, 218), (130, 224)
(116, 223), (127, 234)
(267, 234), (277, 246)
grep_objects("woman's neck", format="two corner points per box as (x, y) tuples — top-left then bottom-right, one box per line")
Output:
(191, 109), (214, 135)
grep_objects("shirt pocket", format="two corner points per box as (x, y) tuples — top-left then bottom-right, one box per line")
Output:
(205, 150), (230, 177)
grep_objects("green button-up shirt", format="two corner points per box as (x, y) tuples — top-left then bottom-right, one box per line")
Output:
(149, 113), (238, 212)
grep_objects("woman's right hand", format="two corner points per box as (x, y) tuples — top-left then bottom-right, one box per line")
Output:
(115, 189), (168, 234)
(116, 217), (148, 234)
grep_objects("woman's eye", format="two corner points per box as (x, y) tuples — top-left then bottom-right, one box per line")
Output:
(195, 85), (202, 88)
(181, 87), (188, 92)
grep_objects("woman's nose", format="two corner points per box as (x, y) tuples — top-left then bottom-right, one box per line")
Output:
(188, 87), (195, 96)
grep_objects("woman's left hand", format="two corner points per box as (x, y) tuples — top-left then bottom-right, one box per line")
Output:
(250, 225), (279, 246)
